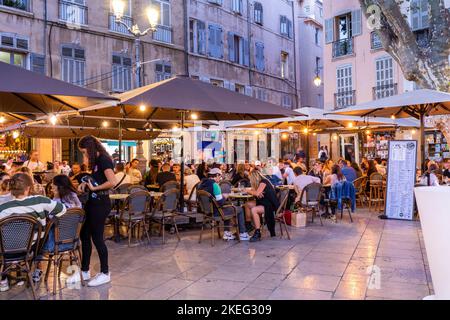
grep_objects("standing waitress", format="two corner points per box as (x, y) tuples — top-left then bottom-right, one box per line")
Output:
(66, 135), (117, 287)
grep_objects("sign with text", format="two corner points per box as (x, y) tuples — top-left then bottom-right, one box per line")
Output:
(385, 140), (417, 220)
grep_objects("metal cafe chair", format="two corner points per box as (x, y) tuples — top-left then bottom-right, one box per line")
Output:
(353, 176), (368, 207)
(219, 180), (233, 194)
(148, 189), (180, 244)
(118, 191), (152, 247)
(161, 181), (180, 192)
(275, 187), (291, 240)
(369, 173), (384, 212)
(297, 182), (323, 226)
(0, 215), (42, 300)
(127, 184), (148, 193)
(196, 190), (240, 247)
(37, 208), (85, 295)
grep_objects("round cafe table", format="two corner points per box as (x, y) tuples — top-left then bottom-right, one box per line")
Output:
(277, 185), (295, 190)
(108, 194), (129, 243)
(147, 184), (160, 191)
(227, 193), (254, 206)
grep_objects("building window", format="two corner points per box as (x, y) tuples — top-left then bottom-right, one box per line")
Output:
(231, 0), (243, 14)
(112, 54), (132, 93)
(373, 57), (397, 100)
(304, 5), (310, 14)
(59, 0), (88, 26)
(315, 27), (320, 45)
(190, 19), (207, 55)
(280, 16), (293, 38)
(282, 95), (293, 109)
(254, 41), (265, 72)
(0, 0), (29, 11)
(228, 32), (249, 66)
(61, 45), (86, 86)
(315, 56), (321, 74)
(152, 0), (172, 43)
(370, 31), (382, 50)
(319, 7), (323, 17)
(410, 0), (429, 31)
(281, 51), (289, 79)
(208, 24), (224, 59)
(155, 60), (171, 82)
(210, 79), (224, 87)
(254, 2), (263, 25)
(234, 83), (245, 94)
(335, 65), (354, 108)
(327, 9), (361, 57)
(255, 88), (267, 101)
(0, 33), (29, 68)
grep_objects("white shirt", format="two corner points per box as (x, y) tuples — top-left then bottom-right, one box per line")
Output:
(284, 167), (296, 185)
(129, 168), (142, 184)
(115, 172), (131, 186)
(293, 174), (321, 192)
(60, 165), (71, 176)
(184, 174), (200, 200)
(23, 160), (44, 172)
(272, 166), (282, 180)
(419, 173), (440, 186)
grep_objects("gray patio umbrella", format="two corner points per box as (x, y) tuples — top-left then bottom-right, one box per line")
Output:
(329, 89), (450, 168)
(0, 61), (117, 115)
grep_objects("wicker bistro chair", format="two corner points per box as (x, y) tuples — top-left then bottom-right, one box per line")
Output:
(161, 181), (180, 192)
(185, 181), (200, 212)
(37, 208), (85, 295)
(368, 173), (384, 212)
(235, 178), (251, 188)
(148, 189), (181, 244)
(219, 180), (233, 194)
(297, 183), (323, 226)
(196, 190), (241, 246)
(353, 176), (368, 207)
(114, 183), (132, 194)
(118, 191), (152, 247)
(0, 215), (42, 300)
(127, 184), (148, 193)
(274, 187), (291, 240)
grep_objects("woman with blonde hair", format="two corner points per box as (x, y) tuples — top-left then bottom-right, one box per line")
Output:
(245, 170), (279, 242)
(322, 159), (334, 181)
(231, 163), (247, 186)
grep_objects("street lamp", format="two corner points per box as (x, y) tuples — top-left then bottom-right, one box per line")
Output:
(313, 75), (322, 87)
(112, 0), (159, 88)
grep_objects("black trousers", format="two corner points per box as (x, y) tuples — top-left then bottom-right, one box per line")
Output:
(81, 195), (111, 274)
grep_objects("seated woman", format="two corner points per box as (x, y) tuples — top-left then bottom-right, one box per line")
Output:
(418, 163), (440, 186)
(245, 170), (280, 242)
(0, 172), (12, 205)
(231, 163), (248, 186)
(323, 165), (346, 219)
(0, 173), (66, 292)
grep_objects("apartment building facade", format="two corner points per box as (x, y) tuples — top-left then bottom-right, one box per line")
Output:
(0, 0), (299, 163)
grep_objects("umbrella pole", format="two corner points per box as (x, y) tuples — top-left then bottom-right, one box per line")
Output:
(179, 112), (185, 212)
(306, 131), (310, 171)
(420, 112), (425, 171)
(118, 119), (122, 163)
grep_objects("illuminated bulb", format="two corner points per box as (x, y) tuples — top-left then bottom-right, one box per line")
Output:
(172, 125), (180, 132)
(412, 129), (416, 134)
(333, 134), (338, 141)
(313, 75), (322, 87)
(102, 121), (109, 127)
(303, 128), (308, 134)
(348, 122), (354, 128)
(254, 130), (260, 135)
(288, 126), (293, 131)
(191, 113), (198, 120)
(12, 131), (19, 139)
(49, 115), (57, 125)
(0, 134), (5, 139)
(366, 129), (371, 134)
(0, 116), (5, 124)
(313, 132), (317, 136)
(281, 133), (288, 140)
(139, 105), (146, 112)
(391, 114), (396, 120)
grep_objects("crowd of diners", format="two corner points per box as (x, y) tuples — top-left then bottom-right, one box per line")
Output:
(1, 139), (449, 294)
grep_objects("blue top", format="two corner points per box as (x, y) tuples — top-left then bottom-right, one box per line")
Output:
(341, 165), (357, 183)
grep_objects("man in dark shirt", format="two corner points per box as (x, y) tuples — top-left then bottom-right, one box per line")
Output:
(308, 161), (323, 183)
(156, 163), (176, 188)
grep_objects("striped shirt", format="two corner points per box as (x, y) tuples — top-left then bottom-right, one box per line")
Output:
(0, 195), (66, 227)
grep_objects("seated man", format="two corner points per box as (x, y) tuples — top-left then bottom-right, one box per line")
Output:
(156, 163), (176, 189)
(338, 159), (357, 183)
(198, 168), (249, 241)
(293, 166), (321, 203)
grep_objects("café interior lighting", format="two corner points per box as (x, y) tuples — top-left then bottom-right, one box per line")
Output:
(191, 113), (198, 120)
(12, 131), (19, 139)
(102, 121), (109, 127)
(0, 116), (5, 124)
(49, 115), (57, 125)
(139, 104), (147, 112)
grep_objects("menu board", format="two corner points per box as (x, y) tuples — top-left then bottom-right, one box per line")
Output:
(385, 140), (417, 220)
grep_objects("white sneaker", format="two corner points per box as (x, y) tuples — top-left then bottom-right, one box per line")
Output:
(0, 279), (9, 292)
(87, 272), (111, 287)
(66, 270), (90, 284)
(222, 231), (236, 240)
(239, 232), (250, 241)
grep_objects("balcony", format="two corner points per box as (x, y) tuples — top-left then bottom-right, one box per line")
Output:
(109, 13), (133, 35)
(0, 0), (29, 11)
(332, 38), (353, 58)
(59, 0), (88, 26)
(334, 90), (356, 109)
(152, 25), (172, 44)
(373, 83), (398, 100)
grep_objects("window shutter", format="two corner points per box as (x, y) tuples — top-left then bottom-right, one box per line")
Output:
(199, 76), (210, 83)
(420, 0), (429, 29)
(208, 25), (214, 57)
(325, 18), (334, 43)
(245, 86), (253, 97)
(280, 16), (284, 34)
(287, 19), (293, 39)
(243, 38), (249, 67)
(228, 32), (235, 62)
(216, 26), (223, 58)
(1, 34), (14, 47)
(410, 0), (420, 31)
(62, 47), (73, 58)
(31, 53), (45, 74)
(197, 21), (206, 55)
(229, 82), (235, 91)
(352, 9), (362, 36)
(239, 0), (243, 14)
(16, 37), (29, 50)
(224, 80), (230, 90)
(255, 42), (265, 71)
(162, 2), (170, 26)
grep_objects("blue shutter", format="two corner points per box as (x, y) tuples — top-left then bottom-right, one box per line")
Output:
(239, 0), (243, 14)
(243, 38), (249, 67)
(208, 24), (215, 57)
(216, 26), (223, 59)
(31, 53), (45, 74)
(287, 19), (293, 39)
(352, 9), (362, 36)
(228, 32), (235, 62)
(325, 18), (334, 43)
(255, 42), (264, 71)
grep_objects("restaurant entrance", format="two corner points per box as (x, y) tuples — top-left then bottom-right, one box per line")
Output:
(340, 133), (360, 164)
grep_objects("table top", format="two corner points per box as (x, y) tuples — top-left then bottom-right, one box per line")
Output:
(231, 187), (252, 192)
(228, 193), (254, 199)
(109, 194), (129, 200)
(147, 184), (160, 189)
(277, 185), (295, 190)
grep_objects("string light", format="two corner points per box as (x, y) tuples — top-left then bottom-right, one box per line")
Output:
(191, 113), (198, 120)
(12, 131), (19, 139)
(366, 129), (371, 134)
(391, 114), (396, 120)
(411, 129), (416, 134)
(348, 122), (354, 128)
(0, 116), (5, 124)
(49, 115), (57, 125)
(303, 128), (308, 134)
(139, 104), (146, 112)
(288, 126), (293, 131)
(102, 121), (109, 127)
(281, 133), (289, 140)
